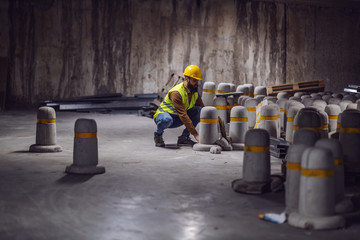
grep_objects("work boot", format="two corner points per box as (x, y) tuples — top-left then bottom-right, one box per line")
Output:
(177, 135), (196, 146)
(154, 132), (165, 147)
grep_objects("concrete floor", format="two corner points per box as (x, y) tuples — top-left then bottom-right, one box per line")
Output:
(0, 110), (359, 240)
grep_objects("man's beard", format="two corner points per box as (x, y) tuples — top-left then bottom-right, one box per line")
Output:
(187, 81), (198, 93)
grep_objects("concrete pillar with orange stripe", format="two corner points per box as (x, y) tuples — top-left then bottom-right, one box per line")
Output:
(65, 118), (105, 174)
(193, 107), (219, 151)
(29, 106), (62, 152)
(232, 129), (271, 194)
(293, 108), (322, 143)
(276, 98), (287, 132)
(202, 81), (216, 106)
(339, 109), (360, 174)
(254, 86), (266, 97)
(255, 104), (279, 138)
(243, 83), (254, 97)
(236, 85), (250, 97)
(244, 98), (259, 129)
(213, 96), (228, 123)
(285, 105), (303, 143)
(288, 147), (345, 230)
(310, 106), (329, 139)
(315, 139), (354, 214)
(325, 104), (341, 133)
(216, 82), (230, 95)
(229, 106), (248, 150)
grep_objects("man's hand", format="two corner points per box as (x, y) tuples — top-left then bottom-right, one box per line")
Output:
(194, 133), (199, 142)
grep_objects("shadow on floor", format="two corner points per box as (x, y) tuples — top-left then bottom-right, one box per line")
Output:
(55, 174), (94, 185)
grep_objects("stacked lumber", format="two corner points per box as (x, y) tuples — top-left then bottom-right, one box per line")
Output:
(266, 79), (325, 96)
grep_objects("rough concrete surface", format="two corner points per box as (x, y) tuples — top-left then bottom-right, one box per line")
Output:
(0, 110), (359, 240)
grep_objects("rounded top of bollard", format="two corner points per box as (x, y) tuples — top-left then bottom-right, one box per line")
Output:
(217, 83), (231, 93)
(236, 85), (249, 95)
(245, 98), (259, 108)
(75, 118), (97, 133)
(287, 105), (304, 118)
(294, 92), (307, 98)
(277, 92), (289, 100)
(203, 81), (216, 90)
(240, 96), (251, 106)
(341, 109), (360, 128)
(263, 96), (278, 104)
(261, 104), (278, 117)
(315, 139), (343, 160)
(328, 97), (341, 105)
(302, 98), (315, 108)
(255, 95), (265, 102)
(37, 106), (56, 119)
(301, 147), (334, 170)
(346, 103), (358, 110)
(343, 95), (357, 103)
(312, 100), (327, 110)
(245, 129), (269, 146)
(213, 96), (227, 106)
(228, 83), (236, 92)
(276, 98), (287, 108)
(322, 95), (332, 104)
(325, 104), (341, 116)
(200, 106), (218, 119)
(230, 106), (248, 118)
(339, 100), (352, 112)
(293, 128), (320, 146)
(286, 100), (304, 111)
(295, 108), (322, 128)
(332, 93), (343, 99)
(254, 86), (267, 95)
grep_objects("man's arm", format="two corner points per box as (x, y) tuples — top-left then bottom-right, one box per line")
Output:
(169, 91), (199, 137)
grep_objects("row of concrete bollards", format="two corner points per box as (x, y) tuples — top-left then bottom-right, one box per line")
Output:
(29, 106), (105, 175)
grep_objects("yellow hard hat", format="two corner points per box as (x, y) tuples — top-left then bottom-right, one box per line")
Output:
(183, 65), (203, 80)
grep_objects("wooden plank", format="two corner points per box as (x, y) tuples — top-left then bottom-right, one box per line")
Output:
(266, 79), (324, 96)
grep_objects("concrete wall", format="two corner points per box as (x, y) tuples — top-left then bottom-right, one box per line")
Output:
(0, 0), (359, 107)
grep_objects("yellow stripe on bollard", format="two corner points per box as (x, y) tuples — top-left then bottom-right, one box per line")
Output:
(200, 118), (218, 123)
(287, 162), (301, 171)
(340, 127), (360, 134)
(301, 168), (334, 178)
(217, 90), (228, 94)
(203, 89), (215, 94)
(334, 158), (343, 166)
(287, 117), (294, 122)
(337, 123), (341, 129)
(230, 117), (248, 122)
(322, 124), (329, 129)
(75, 132), (97, 138)
(247, 107), (256, 112)
(284, 110), (288, 115)
(215, 106), (228, 110)
(37, 119), (56, 124)
(259, 116), (278, 121)
(328, 115), (338, 120)
(244, 145), (269, 152)
(280, 108), (285, 113)
(293, 126), (321, 132)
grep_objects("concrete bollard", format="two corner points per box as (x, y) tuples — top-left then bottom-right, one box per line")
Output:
(293, 108), (322, 142)
(66, 118), (105, 174)
(217, 82), (230, 95)
(322, 95), (332, 104)
(232, 129), (272, 194)
(236, 85), (250, 97)
(293, 128), (320, 146)
(193, 107), (219, 151)
(277, 92), (289, 100)
(263, 96), (277, 104)
(325, 104), (341, 133)
(285, 143), (309, 214)
(240, 96), (251, 106)
(288, 147), (345, 230)
(244, 98), (259, 129)
(343, 95), (357, 103)
(254, 86), (267, 97)
(285, 105), (303, 143)
(276, 99), (287, 132)
(29, 106), (62, 152)
(229, 106), (248, 150)
(213, 96), (228, 123)
(315, 139), (354, 214)
(312, 100), (327, 111)
(243, 83), (254, 97)
(339, 109), (360, 174)
(328, 97), (341, 105)
(294, 92), (307, 98)
(309, 107), (329, 139)
(256, 104), (279, 138)
(255, 95), (265, 102)
(346, 103), (358, 110)
(339, 100), (352, 112)
(202, 81), (216, 106)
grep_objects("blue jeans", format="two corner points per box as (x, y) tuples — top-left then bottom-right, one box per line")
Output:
(154, 106), (202, 136)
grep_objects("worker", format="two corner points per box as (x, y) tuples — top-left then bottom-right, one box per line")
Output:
(153, 65), (205, 147)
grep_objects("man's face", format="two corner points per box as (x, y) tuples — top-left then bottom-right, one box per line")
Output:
(187, 77), (199, 93)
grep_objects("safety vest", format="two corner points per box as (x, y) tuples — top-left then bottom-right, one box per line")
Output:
(153, 82), (198, 119)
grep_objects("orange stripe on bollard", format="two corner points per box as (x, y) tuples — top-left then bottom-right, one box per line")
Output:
(334, 158), (343, 166)
(287, 162), (301, 171)
(230, 117), (248, 122)
(280, 108), (285, 112)
(301, 168), (334, 178)
(293, 126), (321, 132)
(200, 118), (218, 123)
(328, 115), (338, 120)
(322, 124), (329, 129)
(340, 127), (360, 134)
(244, 145), (269, 152)
(37, 119), (56, 124)
(287, 117), (294, 122)
(217, 90), (228, 94)
(215, 106), (228, 110)
(259, 116), (278, 121)
(75, 132), (97, 138)
(203, 89), (215, 93)
(247, 107), (256, 111)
